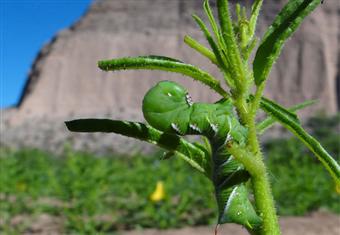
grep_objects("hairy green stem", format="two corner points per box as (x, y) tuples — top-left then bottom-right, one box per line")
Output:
(246, 113), (281, 234)
(248, 95), (281, 234)
(234, 96), (249, 125)
(252, 164), (281, 235)
(247, 119), (260, 155)
(252, 83), (265, 114)
(227, 144), (261, 176)
(247, 83), (265, 153)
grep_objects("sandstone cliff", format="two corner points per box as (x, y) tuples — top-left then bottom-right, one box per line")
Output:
(2, 0), (339, 153)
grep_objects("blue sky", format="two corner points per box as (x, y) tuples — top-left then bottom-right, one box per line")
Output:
(1, 0), (92, 109)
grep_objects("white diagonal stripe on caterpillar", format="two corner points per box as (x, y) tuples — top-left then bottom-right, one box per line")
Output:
(224, 186), (239, 213)
(223, 133), (233, 146)
(210, 123), (219, 134)
(185, 93), (193, 106)
(189, 123), (202, 133)
(171, 123), (182, 135)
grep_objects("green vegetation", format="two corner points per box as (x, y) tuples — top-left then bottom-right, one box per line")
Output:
(1, 116), (339, 234)
(264, 115), (340, 215)
(0, 148), (215, 234)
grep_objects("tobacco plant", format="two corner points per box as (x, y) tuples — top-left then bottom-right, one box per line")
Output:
(65, 0), (340, 234)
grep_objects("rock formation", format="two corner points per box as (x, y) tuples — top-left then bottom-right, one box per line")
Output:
(2, 0), (339, 153)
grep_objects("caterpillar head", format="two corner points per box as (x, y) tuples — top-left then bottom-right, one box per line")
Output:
(142, 81), (191, 134)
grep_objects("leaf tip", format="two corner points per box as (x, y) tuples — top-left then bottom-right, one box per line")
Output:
(191, 13), (199, 20)
(97, 60), (110, 71)
(64, 120), (74, 131)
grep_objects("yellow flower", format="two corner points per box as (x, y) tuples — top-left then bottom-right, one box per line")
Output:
(150, 181), (165, 202)
(16, 182), (27, 192)
(335, 183), (340, 195)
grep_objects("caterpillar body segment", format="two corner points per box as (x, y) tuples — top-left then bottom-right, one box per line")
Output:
(217, 184), (262, 226)
(142, 81), (191, 135)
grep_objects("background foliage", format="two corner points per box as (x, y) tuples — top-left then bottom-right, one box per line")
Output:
(0, 115), (339, 234)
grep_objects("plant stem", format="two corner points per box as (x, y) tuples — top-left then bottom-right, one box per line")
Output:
(251, 155), (281, 235)
(247, 105), (282, 235)
(248, 104), (281, 234)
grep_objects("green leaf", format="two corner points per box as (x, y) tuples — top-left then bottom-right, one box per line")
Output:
(203, 0), (221, 41)
(259, 98), (340, 186)
(98, 56), (228, 97)
(192, 14), (228, 72)
(217, 0), (245, 81)
(257, 99), (317, 134)
(253, 0), (321, 85)
(260, 97), (300, 123)
(249, 0), (263, 40)
(217, 0), (238, 54)
(183, 35), (218, 65)
(65, 119), (211, 176)
(137, 55), (183, 63)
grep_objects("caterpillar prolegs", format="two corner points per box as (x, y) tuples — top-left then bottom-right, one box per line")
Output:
(142, 81), (261, 228)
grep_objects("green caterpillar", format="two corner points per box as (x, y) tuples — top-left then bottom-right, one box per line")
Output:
(142, 81), (261, 228)
(142, 81), (246, 144)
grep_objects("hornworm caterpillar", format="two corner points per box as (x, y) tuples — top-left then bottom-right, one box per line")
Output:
(142, 81), (261, 228)
(142, 81), (246, 143)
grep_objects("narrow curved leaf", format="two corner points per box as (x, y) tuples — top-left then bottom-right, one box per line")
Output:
(259, 99), (340, 186)
(217, 0), (239, 57)
(98, 56), (228, 97)
(249, 0), (263, 39)
(253, 0), (321, 85)
(184, 35), (218, 65)
(65, 119), (211, 176)
(217, 0), (245, 81)
(203, 0), (224, 48)
(137, 55), (183, 63)
(192, 14), (228, 72)
(261, 97), (300, 123)
(257, 99), (317, 134)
